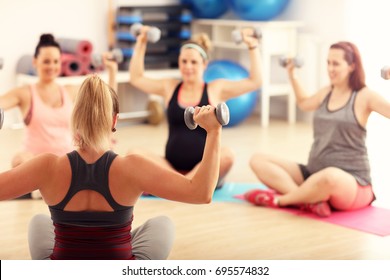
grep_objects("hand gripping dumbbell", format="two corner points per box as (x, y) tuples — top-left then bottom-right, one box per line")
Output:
(279, 55), (304, 68)
(231, 27), (262, 45)
(91, 48), (124, 68)
(381, 66), (390, 80)
(184, 103), (230, 130)
(0, 108), (4, 129)
(129, 23), (161, 43)
(0, 57), (3, 70)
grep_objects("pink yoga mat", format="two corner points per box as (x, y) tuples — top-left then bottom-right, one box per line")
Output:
(78, 55), (93, 75)
(61, 53), (83, 76)
(234, 184), (390, 237)
(280, 205), (390, 237)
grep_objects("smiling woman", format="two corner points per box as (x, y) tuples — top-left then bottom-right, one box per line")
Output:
(129, 26), (262, 191)
(0, 34), (74, 171)
(0, 34), (118, 199)
(247, 41), (390, 217)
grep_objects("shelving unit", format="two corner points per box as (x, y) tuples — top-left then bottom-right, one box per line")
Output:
(192, 19), (303, 127)
(114, 4), (192, 71)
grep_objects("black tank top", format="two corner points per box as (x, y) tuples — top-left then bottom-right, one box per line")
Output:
(165, 82), (210, 171)
(49, 150), (133, 227)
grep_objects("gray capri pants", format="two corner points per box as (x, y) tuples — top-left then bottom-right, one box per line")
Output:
(28, 214), (175, 260)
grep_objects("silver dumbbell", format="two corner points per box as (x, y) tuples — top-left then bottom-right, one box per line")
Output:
(231, 27), (262, 45)
(129, 23), (161, 43)
(184, 103), (230, 130)
(91, 49), (124, 68)
(0, 58), (3, 70)
(381, 66), (390, 80)
(279, 55), (304, 68)
(0, 108), (4, 129)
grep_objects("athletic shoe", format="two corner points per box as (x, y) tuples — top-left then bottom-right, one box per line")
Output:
(300, 201), (332, 217)
(244, 189), (279, 207)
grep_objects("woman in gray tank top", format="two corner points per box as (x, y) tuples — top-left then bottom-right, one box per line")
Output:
(246, 41), (390, 217)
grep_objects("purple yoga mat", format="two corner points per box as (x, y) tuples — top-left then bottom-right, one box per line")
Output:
(279, 205), (390, 237)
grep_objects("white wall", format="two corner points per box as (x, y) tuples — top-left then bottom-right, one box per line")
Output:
(0, 0), (110, 93)
(0, 0), (108, 125)
(344, 0), (390, 92)
(283, 0), (390, 92)
(1, 0), (389, 117)
(0, 0), (349, 102)
(2, 0), (389, 98)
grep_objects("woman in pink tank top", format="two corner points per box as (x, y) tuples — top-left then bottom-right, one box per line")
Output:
(0, 34), (118, 198)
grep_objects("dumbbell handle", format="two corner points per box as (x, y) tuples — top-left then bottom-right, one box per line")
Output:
(0, 58), (3, 70)
(184, 103), (230, 130)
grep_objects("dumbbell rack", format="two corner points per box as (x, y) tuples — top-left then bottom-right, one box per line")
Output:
(115, 4), (192, 70)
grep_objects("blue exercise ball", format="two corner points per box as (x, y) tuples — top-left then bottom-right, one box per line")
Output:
(204, 60), (259, 127)
(182, 0), (229, 19)
(228, 0), (291, 21)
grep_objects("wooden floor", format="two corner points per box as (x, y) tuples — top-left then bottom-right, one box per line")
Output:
(1, 115), (390, 260)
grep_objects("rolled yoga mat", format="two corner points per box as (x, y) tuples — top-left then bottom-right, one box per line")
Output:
(57, 38), (93, 56)
(61, 53), (83, 76)
(77, 54), (94, 75)
(57, 38), (94, 75)
(16, 55), (36, 75)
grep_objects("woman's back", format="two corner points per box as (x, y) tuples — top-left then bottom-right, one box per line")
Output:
(46, 150), (135, 260)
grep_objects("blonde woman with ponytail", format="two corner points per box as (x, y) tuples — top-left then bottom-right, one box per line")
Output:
(0, 74), (223, 260)
(130, 28), (262, 190)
